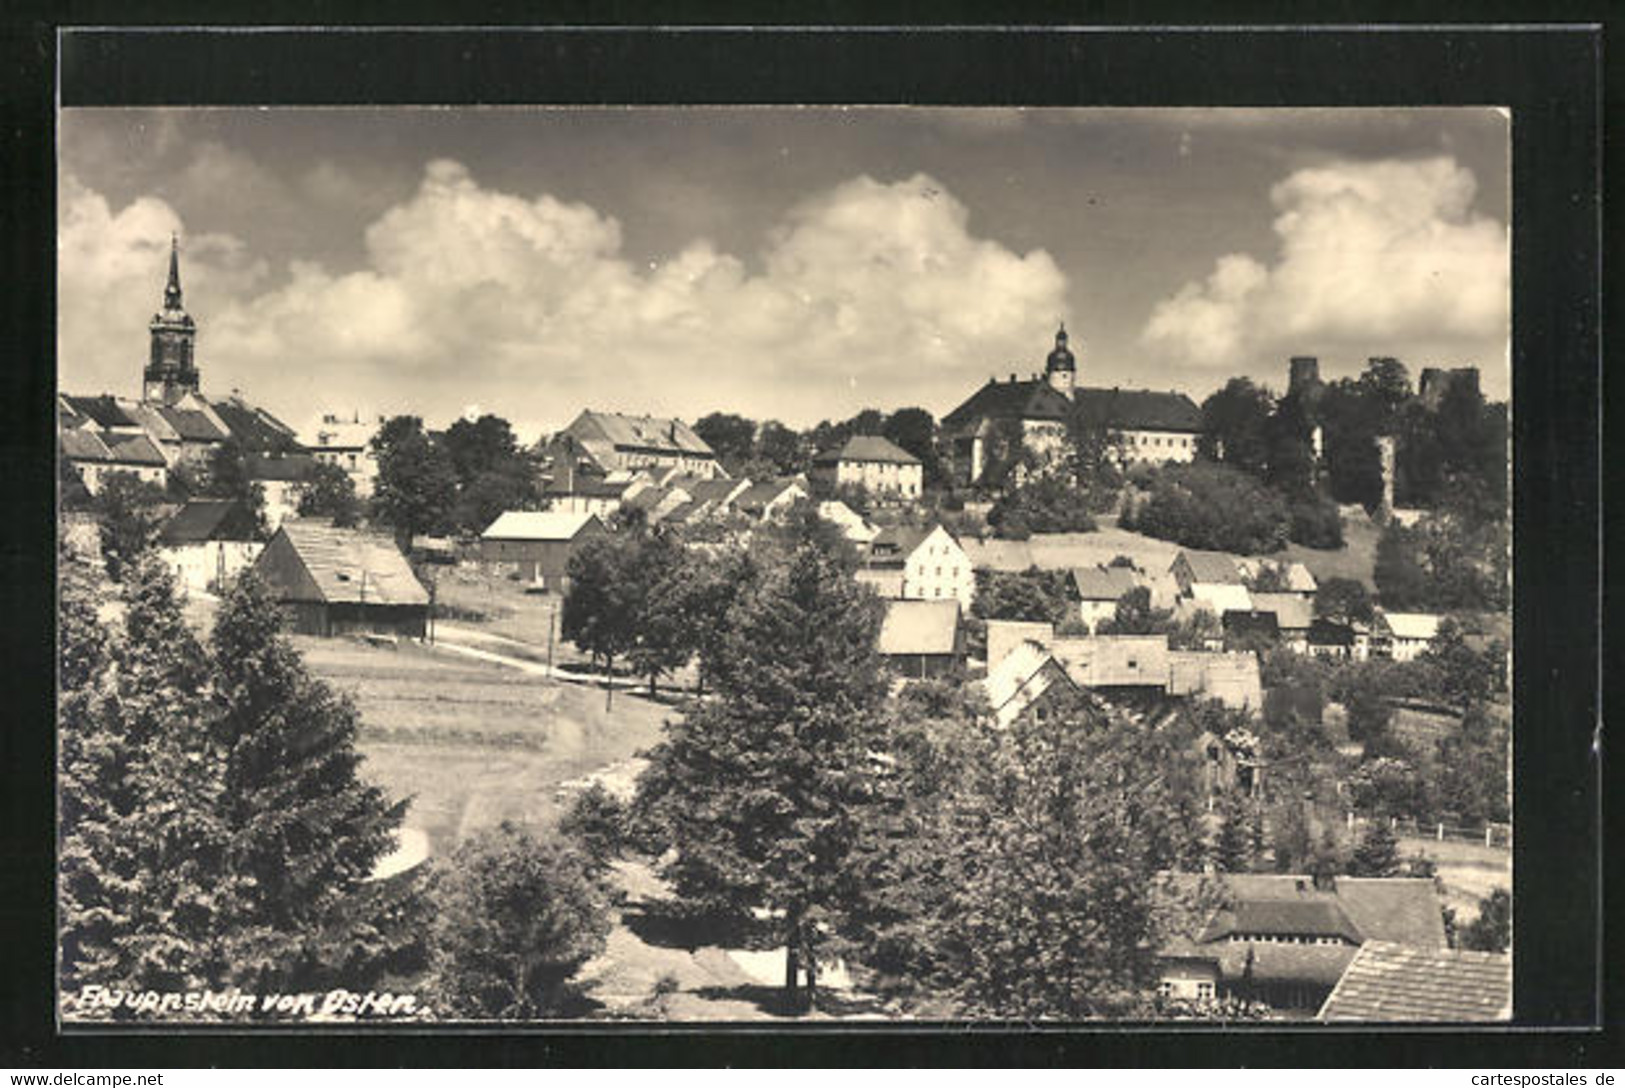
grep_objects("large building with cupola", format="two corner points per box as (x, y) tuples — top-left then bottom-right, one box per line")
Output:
(942, 325), (1202, 485)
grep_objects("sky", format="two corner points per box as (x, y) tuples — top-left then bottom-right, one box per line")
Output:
(58, 107), (1510, 444)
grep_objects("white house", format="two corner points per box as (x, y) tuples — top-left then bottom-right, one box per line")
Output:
(1065, 564), (1141, 632)
(811, 435), (923, 499)
(304, 413), (382, 497)
(982, 639), (1079, 728)
(1377, 611), (1442, 662)
(863, 523), (974, 608)
(156, 499), (263, 594)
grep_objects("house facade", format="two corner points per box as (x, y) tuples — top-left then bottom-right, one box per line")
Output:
(1066, 564), (1141, 632)
(156, 498), (263, 594)
(863, 524), (975, 608)
(810, 435), (923, 499)
(479, 510), (610, 591)
(305, 413), (383, 497)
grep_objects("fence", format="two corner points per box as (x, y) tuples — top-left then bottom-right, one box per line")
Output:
(1345, 811), (1511, 850)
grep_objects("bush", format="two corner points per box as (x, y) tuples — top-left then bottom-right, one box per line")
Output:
(1132, 462), (1290, 554)
(986, 476), (1104, 536)
(558, 783), (628, 869)
(1288, 496), (1344, 549)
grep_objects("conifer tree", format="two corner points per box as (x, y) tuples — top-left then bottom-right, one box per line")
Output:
(634, 527), (888, 1010)
(60, 554), (238, 992)
(1213, 789), (1254, 873)
(208, 572), (406, 988)
(1348, 819), (1402, 878)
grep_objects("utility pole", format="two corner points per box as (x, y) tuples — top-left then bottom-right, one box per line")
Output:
(547, 604), (556, 678)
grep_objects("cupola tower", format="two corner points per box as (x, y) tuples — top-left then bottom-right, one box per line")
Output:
(1044, 322), (1076, 399)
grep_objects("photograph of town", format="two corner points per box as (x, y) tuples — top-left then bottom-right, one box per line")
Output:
(56, 106), (1512, 1024)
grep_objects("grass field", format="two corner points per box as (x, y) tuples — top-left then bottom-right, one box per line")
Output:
(296, 636), (674, 856)
(1397, 835), (1511, 919)
(428, 567), (582, 656)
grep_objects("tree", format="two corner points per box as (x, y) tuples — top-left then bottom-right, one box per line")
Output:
(561, 535), (640, 708)
(971, 567), (1069, 625)
(1314, 577), (1376, 627)
(558, 784), (628, 873)
(1213, 790), (1254, 873)
(755, 419), (806, 476)
(60, 555), (240, 994)
(371, 416), (457, 550)
(440, 413), (519, 488)
(427, 822), (610, 1018)
(1132, 462), (1291, 554)
(1198, 378), (1274, 476)
(882, 407), (941, 484)
(633, 530), (888, 1010)
(692, 412), (758, 473)
(296, 462), (362, 527)
(848, 692), (1207, 1017)
(1098, 585), (1175, 637)
(1458, 887), (1510, 953)
(91, 472), (169, 582)
(1264, 392), (1317, 499)
(624, 530), (694, 696)
(452, 457), (542, 538)
(1345, 756), (1428, 822)
(208, 572), (407, 989)
(987, 475), (1104, 534)
(1373, 522), (1430, 609)
(1347, 820), (1401, 877)
(1270, 799), (1315, 874)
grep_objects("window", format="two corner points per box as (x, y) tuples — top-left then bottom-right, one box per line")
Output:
(1196, 981), (1214, 1000)
(1157, 982), (1172, 999)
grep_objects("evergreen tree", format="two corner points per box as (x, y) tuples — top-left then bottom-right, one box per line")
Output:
(427, 822), (610, 1019)
(1458, 887), (1511, 953)
(60, 554), (239, 994)
(208, 572), (407, 989)
(1347, 820), (1401, 877)
(634, 528), (888, 1010)
(1213, 790), (1254, 873)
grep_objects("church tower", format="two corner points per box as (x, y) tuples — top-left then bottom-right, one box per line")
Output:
(144, 235), (199, 405)
(1044, 322), (1076, 399)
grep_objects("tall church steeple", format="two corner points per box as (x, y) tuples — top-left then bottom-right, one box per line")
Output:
(1045, 322), (1076, 399)
(144, 234), (199, 405)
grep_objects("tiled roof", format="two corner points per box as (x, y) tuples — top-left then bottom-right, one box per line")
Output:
(62, 395), (139, 429)
(1250, 592), (1314, 631)
(1051, 634), (1169, 689)
(735, 478), (805, 513)
(1176, 549), (1246, 584)
(1194, 583), (1253, 614)
(272, 521), (429, 606)
(816, 434), (921, 465)
(1068, 565), (1139, 601)
(983, 640), (1076, 725)
(104, 433), (168, 467)
(59, 429), (112, 462)
(1073, 387), (1203, 433)
(1167, 651), (1263, 711)
(1382, 611), (1442, 641)
(942, 377), (1073, 428)
(1318, 941), (1511, 1022)
(158, 406), (231, 442)
(159, 499), (259, 544)
(1214, 875), (1447, 950)
(569, 410), (716, 458)
(210, 397), (302, 453)
(1284, 561), (1318, 593)
(985, 618), (1055, 670)
(1201, 898), (1364, 944)
(246, 453), (319, 482)
(481, 510), (602, 541)
(877, 599), (961, 657)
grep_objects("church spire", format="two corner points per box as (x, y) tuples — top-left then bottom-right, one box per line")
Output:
(163, 233), (183, 311)
(145, 233), (199, 405)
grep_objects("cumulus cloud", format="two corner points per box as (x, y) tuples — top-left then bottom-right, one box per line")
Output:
(62, 161), (1067, 432)
(58, 174), (269, 398)
(1142, 156), (1508, 369)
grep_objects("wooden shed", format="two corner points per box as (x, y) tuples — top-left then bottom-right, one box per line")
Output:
(252, 520), (429, 639)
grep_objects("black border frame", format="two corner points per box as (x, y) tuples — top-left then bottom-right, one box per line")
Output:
(2, 15), (1610, 1069)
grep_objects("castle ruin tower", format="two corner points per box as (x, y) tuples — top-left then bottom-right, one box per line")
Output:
(1045, 323), (1076, 399)
(143, 235), (199, 405)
